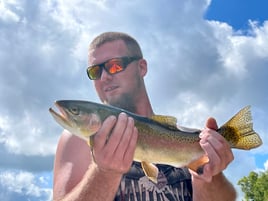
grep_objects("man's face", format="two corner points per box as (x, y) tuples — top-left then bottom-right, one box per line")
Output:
(88, 40), (144, 111)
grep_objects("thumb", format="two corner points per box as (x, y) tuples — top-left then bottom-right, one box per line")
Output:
(206, 117), (218, 130)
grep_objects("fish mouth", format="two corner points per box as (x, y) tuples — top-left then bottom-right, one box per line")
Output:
(49, 102), (71, 127)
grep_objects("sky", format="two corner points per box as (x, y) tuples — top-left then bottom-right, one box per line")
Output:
(0, 0), (267, 200)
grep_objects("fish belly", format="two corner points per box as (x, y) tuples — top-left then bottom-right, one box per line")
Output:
(134, 130), (204, 167)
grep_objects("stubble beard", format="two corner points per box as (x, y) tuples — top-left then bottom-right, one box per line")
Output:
(107, 92), (137, 113)
(103, 71), (143, 114)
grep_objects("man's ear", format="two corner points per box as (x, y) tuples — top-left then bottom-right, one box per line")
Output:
(138, 59), (148, 77)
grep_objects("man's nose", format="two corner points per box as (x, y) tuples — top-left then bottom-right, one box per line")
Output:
(100, 68), (112, 81)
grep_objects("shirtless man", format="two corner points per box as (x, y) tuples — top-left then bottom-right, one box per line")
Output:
(53, 32), (236, 201)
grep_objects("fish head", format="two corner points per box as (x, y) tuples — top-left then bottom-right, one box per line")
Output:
(49, 100), (102, 140)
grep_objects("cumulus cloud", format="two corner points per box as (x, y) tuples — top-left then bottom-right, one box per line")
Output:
(0, 0), (20, 23)
(265, 160), (268, 171)
(0, 170), (52, 201)
(0, 0), (267, 200)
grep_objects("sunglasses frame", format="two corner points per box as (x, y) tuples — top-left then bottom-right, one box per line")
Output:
(86, 56), (141, 80)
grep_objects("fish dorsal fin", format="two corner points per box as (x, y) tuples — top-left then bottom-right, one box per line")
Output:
(141, 161), (159, 183)
(151, 115), (178, 129)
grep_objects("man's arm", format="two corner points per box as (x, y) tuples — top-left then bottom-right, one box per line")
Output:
(192, 172), (236, 201)
(191, 117), (237, 201)
(58, 163), (124, 201)
(53, 113), (138, 201)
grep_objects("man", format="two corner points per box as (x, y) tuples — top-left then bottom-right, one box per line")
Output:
(53, 32), (236, 201)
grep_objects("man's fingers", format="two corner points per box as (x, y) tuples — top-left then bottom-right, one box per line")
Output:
(106, 113), (129, 154)
(206, 117), (218, 130)
(93, 115), (116, 150)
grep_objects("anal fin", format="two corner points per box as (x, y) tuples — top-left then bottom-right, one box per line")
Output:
(141, 161), (159, 183)
(188, 155), (209, 175)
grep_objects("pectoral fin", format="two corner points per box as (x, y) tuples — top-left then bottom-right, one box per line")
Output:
(141, 161), (159, 183)
(188, 155), (209, 175)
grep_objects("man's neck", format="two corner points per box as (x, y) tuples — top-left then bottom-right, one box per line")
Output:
(134, 92), (154, 117)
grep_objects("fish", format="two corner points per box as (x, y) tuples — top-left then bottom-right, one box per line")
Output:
(49, 100), (262, 183)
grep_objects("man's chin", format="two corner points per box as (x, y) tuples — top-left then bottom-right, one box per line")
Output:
(102, 93), (136, 112)
(102, 96), (119, 106)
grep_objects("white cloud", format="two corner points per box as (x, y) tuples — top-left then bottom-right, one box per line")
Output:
(0, 112), (57, 156)
(0, 0), (267, 200)
(0, 170), (52, 201)
(0, 0), (20, 23)
(265, 160), (268, 171)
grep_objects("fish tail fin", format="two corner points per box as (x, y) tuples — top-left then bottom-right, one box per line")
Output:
(218, 106), (262, 150)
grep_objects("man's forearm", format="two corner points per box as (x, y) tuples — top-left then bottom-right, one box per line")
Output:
(192, 172), (236, 201)
(58, 163), (122, 201)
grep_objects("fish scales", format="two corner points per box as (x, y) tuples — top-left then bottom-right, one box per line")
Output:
(49, 100), (263, 182)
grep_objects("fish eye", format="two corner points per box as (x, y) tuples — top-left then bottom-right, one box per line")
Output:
(69, 107), (80, 115)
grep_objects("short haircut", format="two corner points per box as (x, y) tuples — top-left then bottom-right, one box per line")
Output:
(89, 32), (143, 58)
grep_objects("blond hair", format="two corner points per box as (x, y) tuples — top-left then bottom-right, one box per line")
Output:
(89, 32), (143, 58)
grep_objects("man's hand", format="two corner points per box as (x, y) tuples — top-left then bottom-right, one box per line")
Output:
(191, 117), (234, 182)
(91, 112), (138, 175)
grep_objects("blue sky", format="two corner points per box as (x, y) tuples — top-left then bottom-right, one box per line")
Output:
(205, 0), (268, 30)
(0, 0), (267, 200)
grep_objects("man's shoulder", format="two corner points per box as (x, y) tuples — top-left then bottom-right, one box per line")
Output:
(60, 130), (88, 146)
(56, 130), (91, 160)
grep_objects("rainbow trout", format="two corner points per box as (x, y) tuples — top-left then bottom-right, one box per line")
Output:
(49, 100), (262, 182)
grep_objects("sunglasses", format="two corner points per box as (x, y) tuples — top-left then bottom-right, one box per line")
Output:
(86, 56), (141, 80)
